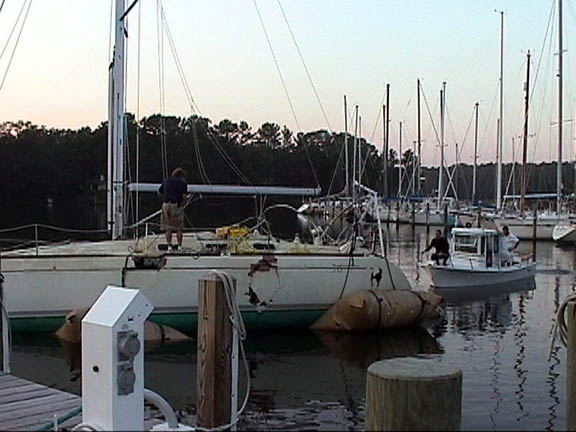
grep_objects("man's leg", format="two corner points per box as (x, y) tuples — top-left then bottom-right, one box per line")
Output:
(176, 229), (183, 247)
(165, 229), (173, 246)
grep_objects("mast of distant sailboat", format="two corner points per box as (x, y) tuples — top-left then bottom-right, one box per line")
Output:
(496, 10), (504, 212)
(557, 0), (563, 212)
(520, 51), (531, 216)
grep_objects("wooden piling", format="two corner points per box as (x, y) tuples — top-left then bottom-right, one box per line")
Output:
(197, 273), (236, 429)
(532, 205), (537, 262)
(396, 201), (401, 229)
(443, 203), (449, 238)
(426, 202), (430, 234)
(568, 301), (576, 431)
(365, 358), (462, 431)
(476, 206), (482, 228)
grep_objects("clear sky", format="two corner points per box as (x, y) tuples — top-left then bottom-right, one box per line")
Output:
(0, 0), (574, 168)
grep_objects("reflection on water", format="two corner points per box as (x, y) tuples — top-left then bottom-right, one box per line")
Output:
(8, 222), (576, 430)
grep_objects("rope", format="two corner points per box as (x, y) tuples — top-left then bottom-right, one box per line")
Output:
(549, 292), (576, 359)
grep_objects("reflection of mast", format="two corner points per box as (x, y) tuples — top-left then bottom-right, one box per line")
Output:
(546, 276), (562, 430)
(513, 295), (527, 421)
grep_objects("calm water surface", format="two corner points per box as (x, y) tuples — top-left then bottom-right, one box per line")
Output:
(9, 223), (576, 431)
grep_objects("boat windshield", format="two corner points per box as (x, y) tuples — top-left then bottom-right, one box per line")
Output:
(453, 235), (478, 253)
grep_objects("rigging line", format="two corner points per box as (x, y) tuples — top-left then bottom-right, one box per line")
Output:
(326, 136), (346, 195)
(369, 88), (386, 145)
(0, 0), (6, 14)
(253, 0), (320, 187)
(526, 1), (556, 179)
(159, 5), (197, 112)
(192, 119), (211, 184)
(276, 0), (332, 132)
(158, 4), (252, 186)
(0, 0), (28, 63)
(156, 0), (168, 179)
(477, 81), (500, 161)
(0, 0), (31, 95)
(253, 0), (301, 131)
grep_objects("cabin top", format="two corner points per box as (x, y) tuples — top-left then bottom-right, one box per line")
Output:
(451, 228), (498, 238)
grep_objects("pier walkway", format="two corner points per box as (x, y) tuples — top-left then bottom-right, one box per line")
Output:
(0, 372), (81, 431)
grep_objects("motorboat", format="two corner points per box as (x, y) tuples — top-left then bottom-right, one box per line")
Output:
(421, 227), (536, 289)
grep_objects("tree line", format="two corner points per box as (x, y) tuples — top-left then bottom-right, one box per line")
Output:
(0, 115), (572, 215)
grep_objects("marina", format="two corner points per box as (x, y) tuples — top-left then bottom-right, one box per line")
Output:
(0, 0), (576, 430)
(0, 224), (571, 430)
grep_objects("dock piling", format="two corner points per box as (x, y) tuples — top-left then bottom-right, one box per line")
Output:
(197, 273), (237, 429)
(568, 301), (576, 431)
(532, 205), (537, 261)
(365, 358), (462, 431)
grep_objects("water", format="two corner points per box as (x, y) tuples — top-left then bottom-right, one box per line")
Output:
(7, 222), (576, 430)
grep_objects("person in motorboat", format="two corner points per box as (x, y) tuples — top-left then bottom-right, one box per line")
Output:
(159, 167), (189, 251)
(499, 225), (519, 266)
(422, 229), (450, 265)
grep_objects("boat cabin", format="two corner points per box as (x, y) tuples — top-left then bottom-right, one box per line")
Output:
(450, 228), (501, 268)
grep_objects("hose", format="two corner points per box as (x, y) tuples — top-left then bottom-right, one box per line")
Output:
(144, 389), (179, 429)
(34, 405), (82, 431)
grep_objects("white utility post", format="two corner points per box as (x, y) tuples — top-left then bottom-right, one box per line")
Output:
(81, 286), (153, 431)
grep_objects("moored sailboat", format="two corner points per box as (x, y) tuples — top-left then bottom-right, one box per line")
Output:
(0, 0), (411, 332)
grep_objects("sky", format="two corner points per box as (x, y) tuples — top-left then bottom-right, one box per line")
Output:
(0, 0), (575, 168)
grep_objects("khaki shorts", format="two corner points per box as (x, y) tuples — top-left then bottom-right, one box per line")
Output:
(161, 203), (184, 231)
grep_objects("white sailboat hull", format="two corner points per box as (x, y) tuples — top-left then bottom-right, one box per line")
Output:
(552, 223), (576, 243)
(2, 240), (410, 331)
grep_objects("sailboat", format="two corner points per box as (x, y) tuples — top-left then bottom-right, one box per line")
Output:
(491, 5), (566, 241)
(1, 0), (410, 333)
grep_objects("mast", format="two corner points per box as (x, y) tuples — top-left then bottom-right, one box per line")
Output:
(343, 95), (349, 196)
(398, 121), (403, 197)
(358, 115), (362, 184)
(417, 79), (422, 195)
(557, 0), (563, 212)
(108, 0), (127, 240)
(384, 84), (390, 197)
(438, 82), (446, 206)
(521, 51), (531, 215)
(352, 105), (358, 199)
(496, 10), (504, 211)
(472, 102), (479, 204)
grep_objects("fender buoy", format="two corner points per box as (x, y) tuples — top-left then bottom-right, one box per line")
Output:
(310, 290), (443, 331)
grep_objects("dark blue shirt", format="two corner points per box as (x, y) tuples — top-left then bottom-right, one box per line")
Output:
(159, 176), (187, 206)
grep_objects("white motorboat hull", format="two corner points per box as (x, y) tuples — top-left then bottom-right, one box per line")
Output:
(423, 262), (536, 289)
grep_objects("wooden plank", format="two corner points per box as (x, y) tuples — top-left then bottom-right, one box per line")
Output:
(0, 387), (60, 405)
(0, 398), (80, 430)
(0, 393), (78, 415)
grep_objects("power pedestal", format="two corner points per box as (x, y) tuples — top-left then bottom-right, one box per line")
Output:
(81, 285), (153, 431)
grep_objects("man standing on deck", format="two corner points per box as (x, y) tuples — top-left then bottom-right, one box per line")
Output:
(422, 229), (450, 265)
(159, 168), (188, 251)
(499, 225), (519, 266)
